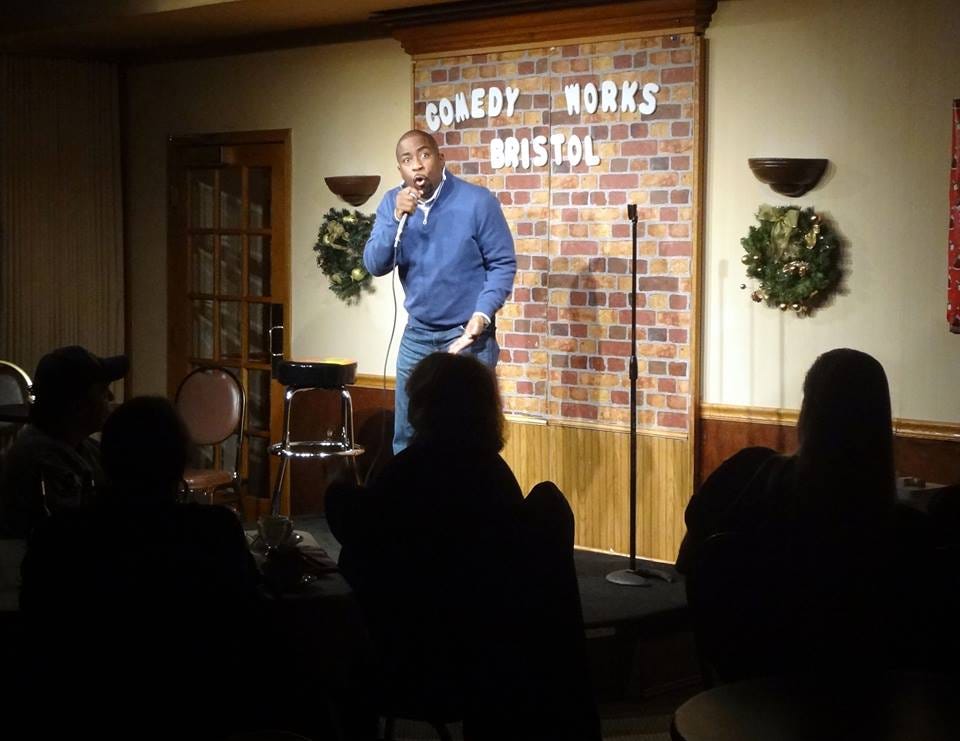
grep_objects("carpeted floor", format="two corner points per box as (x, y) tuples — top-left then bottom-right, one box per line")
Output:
(374, 692), (693, 741)
(296, 515), (689, 631)
(378, 716), (673, 741)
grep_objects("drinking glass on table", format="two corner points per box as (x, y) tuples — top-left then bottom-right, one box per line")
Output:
(258, 514), (293, 553)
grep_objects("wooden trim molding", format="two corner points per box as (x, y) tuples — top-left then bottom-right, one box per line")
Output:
(508, 414), (689, 439)
(410, 27), (696, 61)
(354, 373), (396, 390)
(893, 418), (960, 442)
(505, 412), (548, 426)
(700, 403), (799, 426)
(373, 0), (719, 55)
(700, 402), (960, 442)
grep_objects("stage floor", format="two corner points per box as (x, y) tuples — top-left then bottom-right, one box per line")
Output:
(294, 515), (689, 632)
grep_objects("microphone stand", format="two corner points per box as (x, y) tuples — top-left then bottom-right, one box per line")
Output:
(606, 204), (671, 587)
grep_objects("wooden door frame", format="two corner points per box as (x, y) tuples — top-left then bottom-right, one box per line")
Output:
(166, 128), (291, 394)
(166, 129), (291, 513)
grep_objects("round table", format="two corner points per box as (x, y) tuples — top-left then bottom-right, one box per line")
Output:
(672, 672), (959, 741)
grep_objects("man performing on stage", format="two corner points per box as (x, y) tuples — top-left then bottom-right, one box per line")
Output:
(364, 129), (516, 453)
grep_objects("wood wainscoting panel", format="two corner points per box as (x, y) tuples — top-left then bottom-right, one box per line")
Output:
(503, 419), (691, 562)
(288, 383), (694, 560)
(288, 384), (395, 516)
(699, 403), (960, 488)
(697, 416), (798, 489)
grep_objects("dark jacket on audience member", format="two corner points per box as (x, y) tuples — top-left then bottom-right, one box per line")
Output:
(0, 424), (104, 538)
(18, 496), (261, 738)
(677, 445), (938, 681)
(327, 440), (601, 741)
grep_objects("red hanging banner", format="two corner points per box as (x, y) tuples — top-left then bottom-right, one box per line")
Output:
(949, 99), (960, 333)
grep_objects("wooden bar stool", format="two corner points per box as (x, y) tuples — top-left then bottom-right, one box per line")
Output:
(268, 358), (364, 515)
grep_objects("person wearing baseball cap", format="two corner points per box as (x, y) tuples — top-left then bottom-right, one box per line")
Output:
(0, 345), (128, 538)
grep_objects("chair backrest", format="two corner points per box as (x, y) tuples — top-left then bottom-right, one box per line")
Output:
(0, 360), (32, 451)
(516, 481), (602, 741)
(927, 484), (960, 545)
(174, 366), (245, 446)
(689, 524), (902, 686)
(686, 531), (760, 686)
(0, 360), (32, 407)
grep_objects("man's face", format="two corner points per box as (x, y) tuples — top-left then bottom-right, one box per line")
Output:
(76, 382), (114, 435)
(396, 133), (444, 199)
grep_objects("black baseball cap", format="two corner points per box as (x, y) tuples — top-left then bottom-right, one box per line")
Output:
(32, 345), (129, 404)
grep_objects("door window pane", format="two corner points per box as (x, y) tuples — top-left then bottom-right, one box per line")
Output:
(248, 167), (271, 229)
(219, 235), (243, 296)
(247, 435), (269, 499)
(191, 300), (214, 359)
(220, 167), (243, 229)
(190, 235), (214, 294)
(220, 301), (242, 360)
(247, 369), (271, 430)
(248, 236), (271, 297)
(220, 432), (238, 474)
(248, 302), (271, 363)
(188, 169), (215, 228)
(176, 140), (284, 508)
(190, 444), (215, 470)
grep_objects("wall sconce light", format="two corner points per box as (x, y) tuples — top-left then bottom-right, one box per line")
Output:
(324, 176), (381, 206)
(748, 158), (828, 197)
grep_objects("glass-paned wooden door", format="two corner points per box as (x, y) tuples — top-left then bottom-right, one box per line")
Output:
(168, 132), (290, 516)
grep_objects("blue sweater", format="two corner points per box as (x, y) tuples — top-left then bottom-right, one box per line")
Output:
(364, 172), (517, 330)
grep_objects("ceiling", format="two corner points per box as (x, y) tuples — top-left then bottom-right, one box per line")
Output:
(0, 0), (456, 62)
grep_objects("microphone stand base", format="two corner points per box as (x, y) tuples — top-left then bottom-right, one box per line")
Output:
(605, 568), (652, 587)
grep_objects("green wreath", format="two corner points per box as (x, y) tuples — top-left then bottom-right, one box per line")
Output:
(740, 204), (841, 315)
(313, 208), (375, 304)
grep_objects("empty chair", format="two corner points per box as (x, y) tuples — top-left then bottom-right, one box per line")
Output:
(0, 359), (32, 406)
(174, 366), (245, 509)
(0, 360), (32, 451)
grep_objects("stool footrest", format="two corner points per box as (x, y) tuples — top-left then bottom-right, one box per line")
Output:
(269, 441), (365, 459)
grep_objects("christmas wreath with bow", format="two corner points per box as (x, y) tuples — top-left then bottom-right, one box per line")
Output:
(313, 208), (375, 304)
(740, 204), (841, 315)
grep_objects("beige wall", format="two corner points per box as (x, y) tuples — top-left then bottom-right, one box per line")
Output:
(125, 0), (960, 425)
(702, 0), (960, 423)
(125, 39), (412, 394)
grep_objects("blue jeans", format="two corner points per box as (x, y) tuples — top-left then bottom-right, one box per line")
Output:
(394, 322), (500, 454)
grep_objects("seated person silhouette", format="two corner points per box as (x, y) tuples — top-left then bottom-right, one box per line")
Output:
(1, 345), (127, 538)
(677, 348), (937, 682)
(19, 396), (261, 739)
(326, 352), (600, 741)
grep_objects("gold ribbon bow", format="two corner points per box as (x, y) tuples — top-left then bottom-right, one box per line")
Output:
(757, 205), (799, 255)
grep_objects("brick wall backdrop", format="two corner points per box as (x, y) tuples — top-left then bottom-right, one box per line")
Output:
(414, 34), (698, 434)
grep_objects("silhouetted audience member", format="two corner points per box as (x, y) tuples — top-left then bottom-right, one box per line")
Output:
(19, 396), (261, 740)
(677, 348), (938, 681)
(0, 346), (127, 538)
(326, 352), (600, 740)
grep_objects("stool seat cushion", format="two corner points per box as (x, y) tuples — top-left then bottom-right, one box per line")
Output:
(183, 468), (235, 491)
(277, 359), (357, 388)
